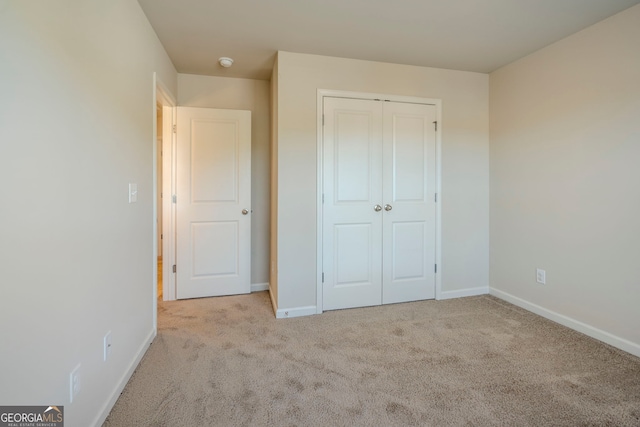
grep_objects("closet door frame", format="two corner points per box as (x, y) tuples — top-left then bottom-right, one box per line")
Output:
(316, 89), (443, 314)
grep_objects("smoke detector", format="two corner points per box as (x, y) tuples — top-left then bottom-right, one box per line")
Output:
(218, 57), (234, 68)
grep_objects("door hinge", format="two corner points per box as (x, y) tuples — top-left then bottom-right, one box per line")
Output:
(172, 264), (176, 273)
(322, 193), (325, 204)
(433, 121), (438, 131)
(172, 124), (177, 133)
(435, 264), (437, 274)
(435, 193), (438, 202)
(322, 272), (324, 283)
(172, 194), (177, 203)
(322, 115), (324, 126)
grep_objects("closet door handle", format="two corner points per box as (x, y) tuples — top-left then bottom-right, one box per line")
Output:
(242, 209), (249, 215)
(384, 204), (393, 211)
(374, 205), (382, 212)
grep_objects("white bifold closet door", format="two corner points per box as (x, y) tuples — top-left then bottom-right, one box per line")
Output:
(322, 97), (436, 311)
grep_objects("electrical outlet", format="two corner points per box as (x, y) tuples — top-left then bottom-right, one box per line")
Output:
(104, 331), (112, 362)
(70, 364), (81, 403)
(536, 268), (546, 285)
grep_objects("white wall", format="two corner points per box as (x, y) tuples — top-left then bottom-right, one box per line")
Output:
(178, 74), (271, 287)
(0, 1), (177, 426)
(490, 4), (640, 355)
(273, 52), (490, 311)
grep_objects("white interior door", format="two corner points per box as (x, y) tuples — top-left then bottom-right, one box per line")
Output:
(322, 97), (437, 310)
(322, 98), (384, 310)
(176, 107), (251, 299)
(382, 102), (437, 303)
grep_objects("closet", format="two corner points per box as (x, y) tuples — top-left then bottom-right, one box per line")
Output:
(322, 97), (437, 310)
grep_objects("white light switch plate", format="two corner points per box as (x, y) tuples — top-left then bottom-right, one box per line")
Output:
(128, 183), (138, 203)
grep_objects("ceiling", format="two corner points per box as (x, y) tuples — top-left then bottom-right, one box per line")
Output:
(138, 0), (640, 81)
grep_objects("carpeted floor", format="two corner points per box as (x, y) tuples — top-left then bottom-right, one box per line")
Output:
(103, 293), (640, 426)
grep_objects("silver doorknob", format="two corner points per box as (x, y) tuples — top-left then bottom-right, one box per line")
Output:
(374, 205), (382, 212)
(242, 209), (249, 215)
(384, 204), (392, 211)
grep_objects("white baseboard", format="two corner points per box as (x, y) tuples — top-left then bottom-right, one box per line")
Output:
(269, 286), (490, 319)
(251, 282), (269, 292)
(438, 286), (488, 300)
(490, 287), (640, 358)
(267, 285), (316, 319)
(92, 328), (156, 427)
(275, 305), (317, 319)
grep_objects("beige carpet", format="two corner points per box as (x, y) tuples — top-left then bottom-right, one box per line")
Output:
(103, 293), (640, 426)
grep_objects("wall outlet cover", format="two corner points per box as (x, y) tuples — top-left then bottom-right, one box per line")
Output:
(70, 364), (81, 403)
(104, 331), (112, 362)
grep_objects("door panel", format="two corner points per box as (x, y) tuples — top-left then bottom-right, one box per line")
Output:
(176, 107), (251, 299)
(334, 223), (374, 285)
(392, 114), (426, 202)
(191, 120), (239, 202)
(382, 102), (436, 304)
(323, 98), (383, 310)
(391, 221), (426, 280)
(335, 111), (374, 202)
(191, 221), (238, 277)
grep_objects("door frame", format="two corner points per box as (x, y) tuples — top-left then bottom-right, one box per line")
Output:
(154, 74), (177, 307)
(316, 89), (443, 314)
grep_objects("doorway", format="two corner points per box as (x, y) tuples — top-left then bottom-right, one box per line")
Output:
(156, 102), (163, 300)
(154, 76), (177, 312)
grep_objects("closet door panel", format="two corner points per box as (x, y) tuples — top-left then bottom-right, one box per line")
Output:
(382, 102), (437, 304)
(322, 97), (383, 310)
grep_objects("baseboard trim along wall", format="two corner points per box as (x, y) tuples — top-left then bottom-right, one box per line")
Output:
(438, 286), (489, 300)
(251, 282), (269, 292)
(93, 328), (156, 427)
(275, 305), (318, 319)
(490, 287), (640, 358)
(270, 287), (490, 319)
(267, 285), (317, 319)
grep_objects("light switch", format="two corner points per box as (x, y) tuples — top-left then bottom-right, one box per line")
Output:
(129, 183), (138, 203)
